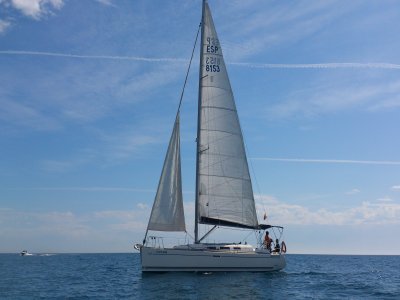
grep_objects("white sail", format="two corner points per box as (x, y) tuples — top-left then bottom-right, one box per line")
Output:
(197, 3), (259, 229)
(147, 114), (186, 232)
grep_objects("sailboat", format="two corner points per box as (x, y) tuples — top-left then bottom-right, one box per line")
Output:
(135, 0), (286, 272)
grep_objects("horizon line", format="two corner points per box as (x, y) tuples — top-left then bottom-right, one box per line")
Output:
(0, 251), (399, 255)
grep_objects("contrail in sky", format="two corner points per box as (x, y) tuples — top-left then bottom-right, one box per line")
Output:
(1, 50), (400, 69)
(5, 186), (194, 194)
(0, 50), (187, 63)
(230, 62), (400, 69)
(251, 158), (400, 165)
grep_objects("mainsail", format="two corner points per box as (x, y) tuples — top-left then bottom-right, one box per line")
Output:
(146, 114), (186, 232)
(196, 3), (259, 229)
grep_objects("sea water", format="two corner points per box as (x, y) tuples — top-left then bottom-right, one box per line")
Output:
(0, 253), (399, 299)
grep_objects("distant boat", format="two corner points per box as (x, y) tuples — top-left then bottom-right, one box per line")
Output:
(134, 0), (286, 272)
(20, 250), (33, 256)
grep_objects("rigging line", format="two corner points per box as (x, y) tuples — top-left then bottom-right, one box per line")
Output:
(227, 93), (264, 222)
(198, 173), (252, 182)
(201, 105), (236, 112)
(177, 22), (202, 113)
(240, 230), (254, 243)
(242, 126), (266, 222)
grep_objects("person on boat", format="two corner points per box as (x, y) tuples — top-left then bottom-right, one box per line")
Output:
(273, 239), (281, 253)
(264, 231), (272, 251)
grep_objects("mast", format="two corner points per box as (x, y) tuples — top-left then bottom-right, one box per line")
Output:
(194, 0), (206, 244)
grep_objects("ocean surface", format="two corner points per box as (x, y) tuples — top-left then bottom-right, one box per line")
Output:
(0, 253), (399, 299)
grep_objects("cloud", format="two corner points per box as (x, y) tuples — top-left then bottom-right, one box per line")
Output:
(256, 195), (400, 226)
(33, 106), (177, 172)
(94, 210), (137, 220)
(266, 76), (400, 119)
(346, 188), (360, 195)
(215, 0), (361, 61)
(0, 207), (149, 252)
(41, 152), (94, 172)
(3, 0), (64, 20)
(38, 128), (163, 171)
(366, 80), (400, 111)
(0, 207), (148, 236)
(0, 209), (90, 238)
(392, 185), (400, 191)
(95, 0), (114, 6)
(93, 209), (149, 232)
(0, 49), (186, 137)
(2, 194), (399, 252)
(0, 97), (61, 131)
(0, 19), (11, 34)
(99, 131), (160, 161)
(137, 203), (148, 209)
(377, 197), (393, 202)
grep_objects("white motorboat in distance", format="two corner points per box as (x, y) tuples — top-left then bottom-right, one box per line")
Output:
(20, 250), (33, 256)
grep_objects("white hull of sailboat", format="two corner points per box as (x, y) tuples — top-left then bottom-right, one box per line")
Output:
(140, 246), (286, 272)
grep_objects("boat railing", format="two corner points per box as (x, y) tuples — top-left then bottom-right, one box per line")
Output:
(145, 236), (165, 248)
(145, 236), (191, 248)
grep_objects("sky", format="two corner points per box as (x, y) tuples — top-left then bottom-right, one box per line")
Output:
(1, 0), (399, 254)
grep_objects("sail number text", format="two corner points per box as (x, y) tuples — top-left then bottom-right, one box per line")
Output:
(205, 56), (220, 72)
(206, 37), (220, 53)
(205, 37), (221, 72)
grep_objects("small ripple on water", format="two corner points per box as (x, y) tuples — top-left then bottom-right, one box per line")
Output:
(0, 254), (399, 299)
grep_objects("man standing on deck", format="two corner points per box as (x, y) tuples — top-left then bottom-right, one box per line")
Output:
(264, 231), (273, 252)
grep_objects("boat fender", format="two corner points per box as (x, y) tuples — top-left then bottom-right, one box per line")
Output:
(281, 241), (287, 253)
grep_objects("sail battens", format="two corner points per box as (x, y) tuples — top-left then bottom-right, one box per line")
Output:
(200, 128), (241, 136)
(199, 151), (248, 160)
(201, 52), (224, 58)
(201, 85), (232, 93)
(201, 105), (236, 112)
(198, 173), (252, 182)
(196, 3), (259, 231)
